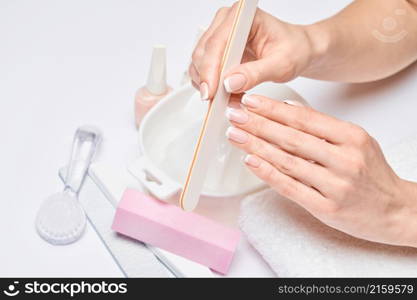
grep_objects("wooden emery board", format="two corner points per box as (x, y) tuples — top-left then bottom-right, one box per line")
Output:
(180, 0), (259, 211)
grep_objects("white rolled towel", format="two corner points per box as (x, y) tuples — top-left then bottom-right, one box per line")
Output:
(239, 135), (417, 277)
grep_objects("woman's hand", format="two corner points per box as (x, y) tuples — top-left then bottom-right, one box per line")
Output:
(191, 1), (417, 91)
(226, 95), (417, 247)
(189, 3), (324, 100)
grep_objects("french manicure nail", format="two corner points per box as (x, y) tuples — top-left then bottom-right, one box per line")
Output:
(225, 107), (249, 124)
(200, 82), (209, 101)
(241, 94), (260, 108)
(227, 100), (243, 109)
(225, 127), (249, 144)
(224, 73), (247, 93)
(244, 154), (261, 168)
(283, 100), (304, 107)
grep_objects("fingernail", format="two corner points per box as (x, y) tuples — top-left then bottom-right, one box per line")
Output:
(225, 107), (249, 124)
(224, 73), (247, 93)
(227, 100), (242, 109)
(225, 127), (248, 144)
(283, 100), (304, 107)
(200, 82), (209, 101)
(241, 94), (260, 108)
(244, 154), (261, 168)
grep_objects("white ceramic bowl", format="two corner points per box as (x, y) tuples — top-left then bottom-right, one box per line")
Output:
(131, 82), (307, 200)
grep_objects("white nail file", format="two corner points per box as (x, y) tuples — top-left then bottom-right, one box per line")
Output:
(180, 0), (259, 211)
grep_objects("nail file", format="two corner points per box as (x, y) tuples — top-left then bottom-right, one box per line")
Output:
(59, 164), (215, 277)
(180, 0), (259, 211)
(112, 188), (241, 274)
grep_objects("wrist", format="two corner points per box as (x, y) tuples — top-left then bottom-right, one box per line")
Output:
(300, 22), (331, 77)
(396, 179), (417, 248)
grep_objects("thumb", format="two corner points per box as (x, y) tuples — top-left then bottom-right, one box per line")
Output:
(223, 56), (297, 93)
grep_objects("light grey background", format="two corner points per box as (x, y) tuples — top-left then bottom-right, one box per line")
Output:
(1, 0), (416, 276)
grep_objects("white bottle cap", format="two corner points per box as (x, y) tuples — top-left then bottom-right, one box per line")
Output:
(146, 45), (168, 95)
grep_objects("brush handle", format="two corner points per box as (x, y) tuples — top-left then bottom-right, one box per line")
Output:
(65, 126), (102, 194)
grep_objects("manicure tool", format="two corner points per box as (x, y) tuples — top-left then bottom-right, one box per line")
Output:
(179, 0), (259, 211)
(36, 126), (101, 245)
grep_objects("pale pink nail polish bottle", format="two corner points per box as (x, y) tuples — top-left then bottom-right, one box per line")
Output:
(135, 45), (172, 128)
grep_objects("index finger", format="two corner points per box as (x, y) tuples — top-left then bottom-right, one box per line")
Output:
(191, 6), (235, 97)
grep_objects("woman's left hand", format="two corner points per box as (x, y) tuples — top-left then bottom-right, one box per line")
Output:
(226, 94), (417, 247)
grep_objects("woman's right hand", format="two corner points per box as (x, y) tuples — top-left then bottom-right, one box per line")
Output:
(189, 2), (326, 100)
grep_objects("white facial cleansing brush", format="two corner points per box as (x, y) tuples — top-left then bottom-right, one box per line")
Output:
(36, 126), (101, 245)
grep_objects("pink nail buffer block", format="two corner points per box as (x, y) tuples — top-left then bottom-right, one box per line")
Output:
(111, 189), (241, 274)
